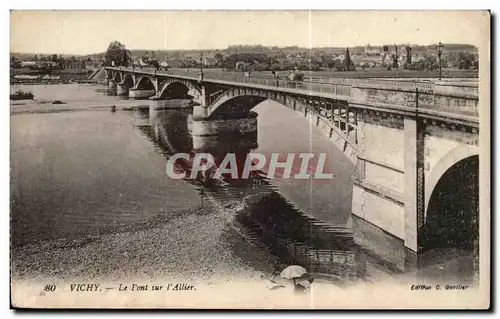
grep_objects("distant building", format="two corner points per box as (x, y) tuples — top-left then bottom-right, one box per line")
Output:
(133, 59), (148, 67)
(21, 61), (38, 68)
(159, 60), (169, 69)
(364, 44), (381, 56)
(61, 60), (86, 69)
(202, 57), (217, 66)
(235, 61), (249, 71)
(85, 57), (102, 69)
(20, 61), (62, 70)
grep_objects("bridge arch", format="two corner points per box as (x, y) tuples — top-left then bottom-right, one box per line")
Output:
(209, 94), (268, 118)
(207, 88), (343, 119)
(106, 70), (114, 80)
(157, 80), (202, 100)
(203, 88), (356, 159)
(424, 144), (480, 215)
(158, 81), (194, 100)
(113, 72), (122, 82)
(421, 145), (479, 252)
(122, 73), (135, 87)
(135, 75), (157, 91)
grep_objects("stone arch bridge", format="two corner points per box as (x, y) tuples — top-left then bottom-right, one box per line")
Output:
(104, 66), (481, 255)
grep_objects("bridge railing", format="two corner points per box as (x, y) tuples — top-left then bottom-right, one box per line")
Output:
(309, 77), (437, 91)
(106, 67), (479, 119)
(205, 74), (352, 99)
(109, 66), (476, 98)
(434, 82), (479, 96)
(208, 89), (228, 105)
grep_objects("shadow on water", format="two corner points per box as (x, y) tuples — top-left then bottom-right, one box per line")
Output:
(235, 191), (365, 284)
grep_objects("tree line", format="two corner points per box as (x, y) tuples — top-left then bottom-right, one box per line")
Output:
(103, 40), (478, 72)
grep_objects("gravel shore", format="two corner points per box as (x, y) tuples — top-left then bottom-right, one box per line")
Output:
(11, 203), (277, 285)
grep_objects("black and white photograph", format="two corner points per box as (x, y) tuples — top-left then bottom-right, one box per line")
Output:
(8, 10), (490, 309)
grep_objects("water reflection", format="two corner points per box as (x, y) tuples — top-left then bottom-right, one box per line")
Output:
(130, 107), (414, 284)
(237, 191), (364, 283)
(135, 107), (264, 189)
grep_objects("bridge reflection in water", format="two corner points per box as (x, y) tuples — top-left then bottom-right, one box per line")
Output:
(130, 106), (476, 285)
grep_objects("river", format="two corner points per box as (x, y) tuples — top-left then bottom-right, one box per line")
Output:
(10, 83), (477, 286)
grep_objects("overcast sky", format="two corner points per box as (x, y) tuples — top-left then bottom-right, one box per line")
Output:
(10, 10), (488, 55)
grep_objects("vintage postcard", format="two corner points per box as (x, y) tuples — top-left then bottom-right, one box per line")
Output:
(9, 10), (490, 309)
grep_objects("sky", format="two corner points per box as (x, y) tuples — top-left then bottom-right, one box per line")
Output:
(10, 10), (489, 55)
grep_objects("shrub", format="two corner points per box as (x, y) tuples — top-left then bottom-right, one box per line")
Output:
(10, 90), (34, 100)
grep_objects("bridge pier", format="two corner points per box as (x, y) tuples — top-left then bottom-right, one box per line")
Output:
(403, 117), (425, 253)
(116, 83), (129, 96)
(108, 80), (117, 90)
(351, 111), (413, 253)
(188, 112), (258, 137)
(129, 89), (156, 99)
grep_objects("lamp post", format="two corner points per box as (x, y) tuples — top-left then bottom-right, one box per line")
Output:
(198, 53), (204, 82)
(394, 43), (398, 70)
(437, 42), (444, 80)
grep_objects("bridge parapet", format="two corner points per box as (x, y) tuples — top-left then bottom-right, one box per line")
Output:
(351, 86), (479, 117)
(433, 82), (479, 97)
(105, 67), (479, 119)
(308, 77), (478, 96)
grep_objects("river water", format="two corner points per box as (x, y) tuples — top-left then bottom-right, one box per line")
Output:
(10, 83), (477, 285)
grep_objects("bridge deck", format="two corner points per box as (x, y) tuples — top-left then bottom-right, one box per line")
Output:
(105, 67), (479, 125)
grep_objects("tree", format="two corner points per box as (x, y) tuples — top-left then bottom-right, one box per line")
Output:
(149, 59), (160, 69)
(343, 48), (356, 71)
(459, 59), (472, 70)
(405, 46), (412, 65)
(10, 56), (21, 69)
(333, 60), (344, 71)
(327, 61), (335, 71)
(270, 62), (281, 72)
(214, 53), (225, 65)
(104, 41), (132, 67)
(392, 54), (398, 70)
(278, 60), (294, 71)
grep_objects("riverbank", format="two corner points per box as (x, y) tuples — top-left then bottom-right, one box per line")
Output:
(10, 98), (152, 115)
(11, 201), (278, 284)
(10, 90), (34, 100)
(10, 95), (194, 115)
(10, 68), (93, 85)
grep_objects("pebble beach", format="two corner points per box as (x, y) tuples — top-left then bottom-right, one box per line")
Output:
(11, 202), (280, 284)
